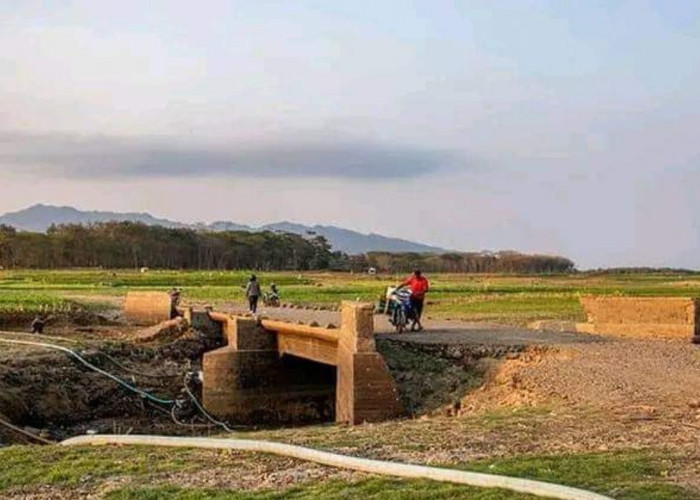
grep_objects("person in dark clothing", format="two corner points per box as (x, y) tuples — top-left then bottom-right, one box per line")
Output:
(246, 275), (261, 313)
(30, 314), (46, 334)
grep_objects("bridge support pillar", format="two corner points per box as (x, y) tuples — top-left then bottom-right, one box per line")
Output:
(336, 301), (403, 424)
(202, 317), (280, 420)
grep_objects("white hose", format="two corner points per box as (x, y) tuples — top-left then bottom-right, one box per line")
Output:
(0, 329), (80, 344)
(61, 435), (611, 500)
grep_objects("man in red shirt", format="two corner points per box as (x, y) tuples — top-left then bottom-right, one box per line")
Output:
(398, 269), (430, 331)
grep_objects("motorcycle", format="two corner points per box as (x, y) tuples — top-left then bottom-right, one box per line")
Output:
(386, 287), (414, 333)
(262, 291), (281, 307)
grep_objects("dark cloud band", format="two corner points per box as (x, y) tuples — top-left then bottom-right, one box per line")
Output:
(0, 131), (453, 179)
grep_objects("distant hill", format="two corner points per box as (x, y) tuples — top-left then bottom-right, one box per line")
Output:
(0, 204), (188, 232)
(0, 204), (446, 255)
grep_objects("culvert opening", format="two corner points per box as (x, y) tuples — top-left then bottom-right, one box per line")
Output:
(267, 354), (337, 424)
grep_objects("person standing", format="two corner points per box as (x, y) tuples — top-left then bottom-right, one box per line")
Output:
(397, 269), (430, 331)
(246, 274), (261, 313)
(168, 287), (182, 319)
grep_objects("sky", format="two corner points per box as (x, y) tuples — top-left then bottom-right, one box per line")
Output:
(1, 0), (699, 269)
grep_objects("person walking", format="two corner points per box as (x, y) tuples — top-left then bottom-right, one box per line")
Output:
(397, 269), (430, 331)
(246, 274), (261, 313)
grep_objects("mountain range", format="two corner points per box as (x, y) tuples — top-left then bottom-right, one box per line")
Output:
(0, 204), (446, 255)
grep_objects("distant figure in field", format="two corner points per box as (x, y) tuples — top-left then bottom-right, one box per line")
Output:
(30, 314), (46, 334)
(246, 275), (261, 314)
(168, 287), (182, 319)
(397, 269), (430, 331)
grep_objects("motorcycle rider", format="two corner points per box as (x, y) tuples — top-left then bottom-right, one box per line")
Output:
(396, 269), (430, 331)
(263, 282), (281, 307)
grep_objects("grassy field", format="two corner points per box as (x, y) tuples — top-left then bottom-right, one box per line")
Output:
(0, 436), (692, 499)
(2, 269), (700, 325)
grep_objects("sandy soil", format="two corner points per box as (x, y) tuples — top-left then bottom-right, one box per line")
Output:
(464, 338), (700, 418)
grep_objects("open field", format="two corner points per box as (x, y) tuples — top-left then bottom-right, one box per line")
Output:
(3, 269), (700, 325)
(2, 270), (700, 498)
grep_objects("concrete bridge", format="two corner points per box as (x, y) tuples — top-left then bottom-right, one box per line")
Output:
(197, 302), (403, 425)
(124, 293), (402, 424)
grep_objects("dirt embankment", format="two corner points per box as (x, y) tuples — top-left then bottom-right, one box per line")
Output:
(0, 308), (115, 330)
(0, 327), (222, 444)
(377, 339), (529, 416)
(460, 339), (700, 419)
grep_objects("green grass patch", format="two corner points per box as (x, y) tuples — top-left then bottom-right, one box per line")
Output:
(0, 290), (71, 313)
(428, 293), (584, 325)
(464, 450), (693, 499)
(0, 445), (207, 491)
(106, 479), (535, 499)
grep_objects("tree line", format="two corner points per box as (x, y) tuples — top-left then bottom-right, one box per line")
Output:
(350, 251), (575, 274)
(0, 222), (340, 270)
(0, 222), (576, 273)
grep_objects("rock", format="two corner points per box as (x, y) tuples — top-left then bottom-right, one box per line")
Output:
(446, 346), (463, 359)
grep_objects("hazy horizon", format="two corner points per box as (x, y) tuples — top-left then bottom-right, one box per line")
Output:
(1, 1), (699, 269)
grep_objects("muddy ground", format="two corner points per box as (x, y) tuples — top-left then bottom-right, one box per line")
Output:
(0, 316), (225, 445)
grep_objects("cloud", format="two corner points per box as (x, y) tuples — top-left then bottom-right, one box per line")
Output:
(0, 131), (455, 180)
